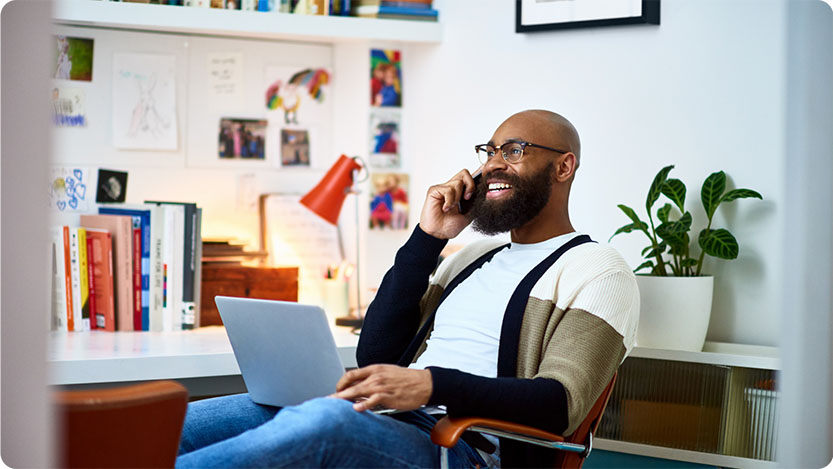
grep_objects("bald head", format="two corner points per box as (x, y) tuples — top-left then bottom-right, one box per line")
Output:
(500, 109), (581, 167)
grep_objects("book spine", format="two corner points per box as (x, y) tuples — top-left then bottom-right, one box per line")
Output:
(141, 214), (151, 331)
(69, 228), (83, 332)
(85, 234), (98, 330)
(131, 218), (142, 330)
(149, 208), (164, 332)
(51, 228), (69, 332)
(77, 228), (91, 331)
(181, 206), (197, 330)
(63, 226), (74, 332)
(103, 233), (116, 331)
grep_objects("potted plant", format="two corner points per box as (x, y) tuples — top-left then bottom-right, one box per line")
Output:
(610, 165), (762, 351)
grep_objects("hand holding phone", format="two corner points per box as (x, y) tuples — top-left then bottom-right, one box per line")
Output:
(458, 169), (482, 215)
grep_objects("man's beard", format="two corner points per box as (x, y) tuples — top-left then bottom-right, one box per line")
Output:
(469, 164), (555, 236)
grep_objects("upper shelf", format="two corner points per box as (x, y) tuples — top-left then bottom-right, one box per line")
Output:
(629, 341), (780, 370)
(52, 0), (442, 44)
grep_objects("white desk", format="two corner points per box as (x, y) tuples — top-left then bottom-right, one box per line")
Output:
(48, 325), (359, 396)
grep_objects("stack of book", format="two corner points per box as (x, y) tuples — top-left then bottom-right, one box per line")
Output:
(202, 238), (268, 266)
(353, 0), (437, 21)
(50, 201), (202, 333)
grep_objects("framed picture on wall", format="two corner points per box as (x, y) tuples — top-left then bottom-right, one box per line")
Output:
(516, 0), (660, 33)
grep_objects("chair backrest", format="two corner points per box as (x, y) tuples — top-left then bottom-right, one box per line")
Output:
(556, 373), (617, 468)
(55, 380), (188, 468)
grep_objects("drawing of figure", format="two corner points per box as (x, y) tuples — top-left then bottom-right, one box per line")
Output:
(127, 73), (170, 138)
(265, 68), (329, 124)
(55, 36), (72, 80)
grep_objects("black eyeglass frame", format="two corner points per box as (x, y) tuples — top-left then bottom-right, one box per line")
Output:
(474, 140), (569, 164)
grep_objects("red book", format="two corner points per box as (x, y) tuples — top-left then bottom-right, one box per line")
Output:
(85, 229), (116, 332)
(85, 235), (98, 330)
(81, 215), (133, 331)
(131, 222), (142, 330)
(63, 226), (74, 332)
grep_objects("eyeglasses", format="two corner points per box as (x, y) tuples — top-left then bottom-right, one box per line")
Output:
(474, 140), (568, 165)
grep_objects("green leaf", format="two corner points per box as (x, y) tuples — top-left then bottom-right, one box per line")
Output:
(656, 212), (692, 250)
(656, 203), (672, 224)
(617, 204), (645, 227)
(681, 258), (699, 268)
(643, 241), (667, 259)
(668, 233), (690, 256)
(646, 165), (675, 212)
(720, 188), (763, 204)
(609, 222), (649, 242)
(701, 171), (727, 219)
(661, 179), (687, 213)
(698, 228), (739, 260)
(634, 260), (654, 273)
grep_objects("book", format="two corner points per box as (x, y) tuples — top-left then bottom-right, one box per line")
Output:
(192, 208), (203, 328)
(68, 227), (85, 331)
(76, 227), (91, 331)
(99, 206), (154, 330)
(380, 1), (431, 8)
(146, 201), (199, 330)
(85, 234), (98, 331)
(50, 226), (72, 332)
(81, 214), (134, 331)
(355, 4), (437, 16)
(86, 229), (116, 331)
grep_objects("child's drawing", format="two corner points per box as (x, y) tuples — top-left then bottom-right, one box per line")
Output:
(49, 167), (89, 212)
(112, 53), (178, 150)
(265, 67), (330, 125)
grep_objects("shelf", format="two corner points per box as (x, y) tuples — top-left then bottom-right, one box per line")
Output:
(52, 0), (442, 44)
(595, 439), (777, 469)
(629, 341), (780, 370)
(48, 325), (359, 385)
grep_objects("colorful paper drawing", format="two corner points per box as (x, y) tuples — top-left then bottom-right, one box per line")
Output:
(369, 173), (409, 231)
(280, 129), (311, 166)
(49, 167), (90, 212)
(53, 36), (94, 82)
(218, 118), (267, 159)
(369, 109), (401, 169)
(370, 49), (401, 107)
(112, 53), (178, 150)
(51, 86), (86, 127)
(264, 67), (330, 124)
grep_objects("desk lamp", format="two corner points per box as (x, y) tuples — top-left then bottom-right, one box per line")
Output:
(300, 154), (366, 328)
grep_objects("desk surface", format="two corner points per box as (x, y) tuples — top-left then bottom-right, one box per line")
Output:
(49, 325), (359, 385)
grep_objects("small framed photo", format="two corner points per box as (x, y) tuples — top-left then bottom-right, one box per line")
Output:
(516, 0), (660, 33)
(280, 129), (311, 167)
(369, 109), (401, 170)
(218, 118), (267, 160)
(369, 173), (409, 231)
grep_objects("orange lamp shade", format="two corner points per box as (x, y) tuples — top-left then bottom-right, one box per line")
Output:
(300, 154), (362, 225)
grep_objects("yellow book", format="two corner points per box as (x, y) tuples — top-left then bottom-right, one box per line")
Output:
(77, 228), (91, 331)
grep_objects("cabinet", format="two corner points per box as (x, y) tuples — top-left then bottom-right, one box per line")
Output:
(199, 265), (298, 326)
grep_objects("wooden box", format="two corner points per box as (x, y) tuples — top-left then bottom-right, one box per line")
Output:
(199, 265), (298, 327)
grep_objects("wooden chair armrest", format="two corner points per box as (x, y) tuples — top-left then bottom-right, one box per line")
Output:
(55, 380), (188, 411)
(431, 415), (565, 448)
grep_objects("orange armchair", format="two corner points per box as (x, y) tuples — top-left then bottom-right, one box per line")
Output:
(431, 374), (616, 468)
(55, 380), (189, 468)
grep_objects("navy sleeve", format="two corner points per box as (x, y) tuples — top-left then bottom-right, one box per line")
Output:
(356, 225), (448, 367)
(427, 366), (569, 435)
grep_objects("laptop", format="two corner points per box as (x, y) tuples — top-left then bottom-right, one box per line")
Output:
(215, 296), (346, 407)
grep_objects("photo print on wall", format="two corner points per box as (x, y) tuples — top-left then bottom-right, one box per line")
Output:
(280, 129), (311, 167)
(369, 109), (401, 169)
(95, 169), (128, 204)
(218, 118), (267, 159)
(53, 36), (94, 82)
(369, 172), (409, 231)
(370, 49), (401, 108)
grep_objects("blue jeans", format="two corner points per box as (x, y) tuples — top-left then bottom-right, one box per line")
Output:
(176, 394), (487, 468)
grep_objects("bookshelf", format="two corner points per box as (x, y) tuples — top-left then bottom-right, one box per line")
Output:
(52, 0), (443, 44)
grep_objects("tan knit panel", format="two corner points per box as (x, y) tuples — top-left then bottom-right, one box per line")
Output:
(516, 297), (563, 379)
(523, 307), (625, 435)
(411, 284), (444, 363)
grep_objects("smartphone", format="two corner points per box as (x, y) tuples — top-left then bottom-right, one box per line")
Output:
(458, 169), (482, 215)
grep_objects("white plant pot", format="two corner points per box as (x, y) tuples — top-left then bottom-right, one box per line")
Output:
(635, 275), (714, 352)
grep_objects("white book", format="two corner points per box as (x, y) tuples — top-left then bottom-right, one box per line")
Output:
(171, 204), (186, 331)
(50, 226), (70, 332)
(160, 205), (185, 331)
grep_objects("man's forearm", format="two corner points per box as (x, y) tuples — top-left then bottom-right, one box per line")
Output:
(356, 225), (448, 367)
(427, 367), (569, 435)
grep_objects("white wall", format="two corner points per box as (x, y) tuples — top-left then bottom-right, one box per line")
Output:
(397, 0), (788, 347)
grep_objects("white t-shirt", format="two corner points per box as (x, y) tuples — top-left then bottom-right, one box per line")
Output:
(410, 232), (582, 378)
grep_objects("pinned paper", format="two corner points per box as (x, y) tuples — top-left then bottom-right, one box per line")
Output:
(49, 167), (90, 212)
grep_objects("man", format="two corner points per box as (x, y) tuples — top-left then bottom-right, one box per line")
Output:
(176, 110), (639, 468)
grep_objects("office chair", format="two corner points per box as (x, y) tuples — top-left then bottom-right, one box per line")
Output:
(431, 374), (617, 469)
(55, 380), (189, 468)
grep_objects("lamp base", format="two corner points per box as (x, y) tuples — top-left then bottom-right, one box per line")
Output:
(335, 315), (363, 328)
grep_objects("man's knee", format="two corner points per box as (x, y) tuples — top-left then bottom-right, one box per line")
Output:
(279, 397), (365, 436)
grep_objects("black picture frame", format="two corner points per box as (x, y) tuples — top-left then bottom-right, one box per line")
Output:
(516, 0), (660, 33)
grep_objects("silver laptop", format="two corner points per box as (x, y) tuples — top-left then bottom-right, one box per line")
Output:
(215, 296), (346, 407)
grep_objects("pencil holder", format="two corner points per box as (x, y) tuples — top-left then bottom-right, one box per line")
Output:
(321, 279), (349, 323)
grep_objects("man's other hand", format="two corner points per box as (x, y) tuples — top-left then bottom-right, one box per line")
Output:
(332, 364), (433, 412)
(419, 169), (479, 239)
